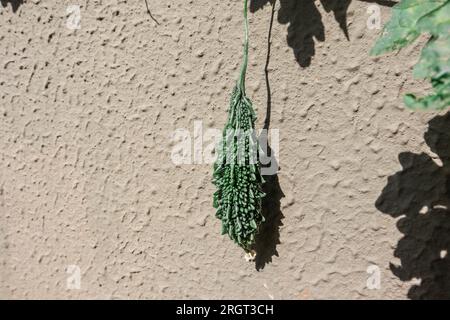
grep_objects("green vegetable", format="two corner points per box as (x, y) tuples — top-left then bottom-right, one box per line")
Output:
(212, 0), (265, 252)
(371, 0), (450, 110)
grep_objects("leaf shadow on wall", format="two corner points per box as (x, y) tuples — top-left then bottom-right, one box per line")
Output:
(250, 0), (397, 67)
(254, 1), (285, 271)
(1, 0), (23, 12)
(375, 113), (450, 299)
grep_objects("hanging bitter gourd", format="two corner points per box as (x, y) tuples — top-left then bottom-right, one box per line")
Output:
(212, 0), (265, 253)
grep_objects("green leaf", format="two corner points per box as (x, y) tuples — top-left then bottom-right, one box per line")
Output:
(371, 0), (450, 110)
(404, 73), (450, 110)
(371, 0), (447, 55)
(414, 32), (450, 79)
(417, 1), (450, 34)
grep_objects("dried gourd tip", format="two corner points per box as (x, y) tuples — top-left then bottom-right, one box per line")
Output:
(244, 249), (256, 262)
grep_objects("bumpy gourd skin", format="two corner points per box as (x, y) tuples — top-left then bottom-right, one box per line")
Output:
(213, 85), (265, 251)
(212, 0), (265, 252)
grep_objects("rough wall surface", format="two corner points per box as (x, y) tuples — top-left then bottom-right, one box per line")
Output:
(0, 0), (448, 299)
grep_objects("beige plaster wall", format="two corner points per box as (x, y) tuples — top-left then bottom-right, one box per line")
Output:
(1, 0), (447, 299)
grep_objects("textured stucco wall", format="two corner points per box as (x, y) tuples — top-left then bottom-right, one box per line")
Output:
(1, 0), (448, 299)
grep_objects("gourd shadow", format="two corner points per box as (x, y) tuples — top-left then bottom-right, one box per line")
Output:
(254, 1), (285, 271)
(1, 0), (23, 12)
(250, 0), (396, 68)
(375, 113), (450, 299)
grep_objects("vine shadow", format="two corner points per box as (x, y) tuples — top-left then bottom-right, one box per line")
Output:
(1, 0), (23, 12)
(254, 1), (285, 271)
(250, 0), (396, 67)
(375, 113), (450, 299)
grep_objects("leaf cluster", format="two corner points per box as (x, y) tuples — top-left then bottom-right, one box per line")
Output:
(371, 0), (450, 110)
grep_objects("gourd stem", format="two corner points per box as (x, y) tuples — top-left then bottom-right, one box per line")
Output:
(238, 0), (249, 95)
